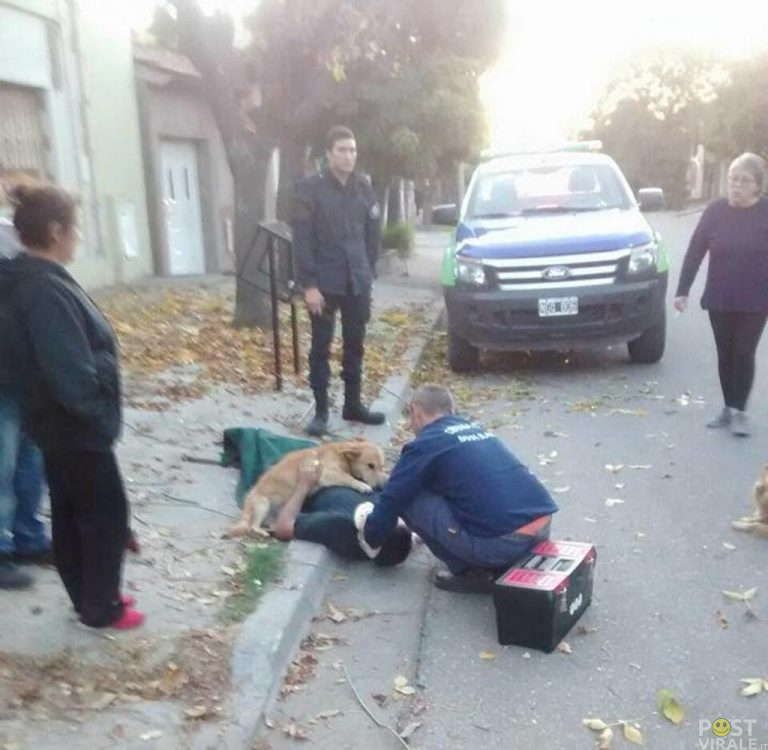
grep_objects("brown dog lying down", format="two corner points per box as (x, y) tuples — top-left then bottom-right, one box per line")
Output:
(732, 464), (768, 537)
(225, 439), (386, 538)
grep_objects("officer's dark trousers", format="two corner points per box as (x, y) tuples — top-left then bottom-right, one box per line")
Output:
(402, 491), (551, 575)
(43, 450), (128, 627)
(309, 291), (371, 392)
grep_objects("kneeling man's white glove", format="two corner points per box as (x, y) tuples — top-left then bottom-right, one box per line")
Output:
(353, 501), (381, 559)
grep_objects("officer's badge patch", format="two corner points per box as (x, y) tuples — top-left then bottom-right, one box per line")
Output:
(370, 202), (381, 220)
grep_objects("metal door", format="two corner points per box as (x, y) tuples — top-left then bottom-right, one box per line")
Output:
(160, 139), (205, 275)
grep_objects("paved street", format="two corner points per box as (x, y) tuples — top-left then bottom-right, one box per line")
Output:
(257, 212), (768, 750)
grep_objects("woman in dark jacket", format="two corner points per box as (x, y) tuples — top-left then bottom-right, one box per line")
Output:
(0, 184), (144, 628)
(674, 152), (768, 438)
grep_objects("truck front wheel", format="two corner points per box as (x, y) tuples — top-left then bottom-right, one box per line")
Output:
(448, 328), (480, 371)
(628, 316), (666, 364)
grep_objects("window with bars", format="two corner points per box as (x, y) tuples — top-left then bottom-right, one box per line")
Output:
(0, 82), (49, 180)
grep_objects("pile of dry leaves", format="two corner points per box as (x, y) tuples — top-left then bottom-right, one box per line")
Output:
(0, 629), (231, 723)
(98, 284), (429, 409)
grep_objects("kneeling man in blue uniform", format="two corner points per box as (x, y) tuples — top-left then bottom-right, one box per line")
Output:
(358, 384), (558, 593)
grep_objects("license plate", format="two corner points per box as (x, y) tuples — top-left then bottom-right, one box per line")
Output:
(538, 297), (579, 317)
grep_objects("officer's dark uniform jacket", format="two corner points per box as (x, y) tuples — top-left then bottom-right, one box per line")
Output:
(365, 415), (559, 548)
(292, 168), (381, 296)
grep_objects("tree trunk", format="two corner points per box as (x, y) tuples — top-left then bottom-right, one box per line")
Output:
(173, 0), (275, 328)
(276, 138), (308, 223)
(232, 140), (276, 328)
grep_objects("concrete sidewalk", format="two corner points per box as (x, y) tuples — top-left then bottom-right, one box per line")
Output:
(0, 262), (442, 749)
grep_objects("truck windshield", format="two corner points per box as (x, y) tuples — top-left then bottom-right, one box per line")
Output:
(468, 163), (632, 219)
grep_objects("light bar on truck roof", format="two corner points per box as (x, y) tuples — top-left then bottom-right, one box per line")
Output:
(480, 141), (603, 161)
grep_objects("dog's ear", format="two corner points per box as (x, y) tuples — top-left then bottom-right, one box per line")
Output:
(341, 443), (363, 460)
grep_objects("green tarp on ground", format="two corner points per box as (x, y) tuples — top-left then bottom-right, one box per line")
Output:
(220, 427), (316, 507)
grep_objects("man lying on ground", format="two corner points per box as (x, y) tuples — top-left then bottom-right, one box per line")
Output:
(358, 384), (558, 593)
(271, 463), (412, 567)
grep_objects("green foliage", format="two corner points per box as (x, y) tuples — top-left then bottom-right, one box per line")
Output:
(381, 222), (414, 259)
(702, 52), (768, 160)
(244, 0), (504, 182)
(221, 541), (286, 623)
(584, 50), (729, 207)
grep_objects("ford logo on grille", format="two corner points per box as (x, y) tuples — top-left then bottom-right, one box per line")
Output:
(542, 265), (571, 280)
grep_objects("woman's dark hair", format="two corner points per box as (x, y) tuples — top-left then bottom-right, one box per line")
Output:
(9, 184), (78, 249)
(325, 125), (355, 151)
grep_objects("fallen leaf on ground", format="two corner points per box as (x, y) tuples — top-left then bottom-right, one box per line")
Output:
(614, 483), (626, 490)
(605, 464), (624, 473)
(556, 641), (572, 654)
(623, 723), (645, 745)
(327, 602), (348, 624)
(740, 678), (765, 697)
(552, 486), (571, 494)
(605, 498), (625, 507)
(89, 692), (118, 711)
(629, 464), (652, 470)
(479, 650), (497, 660)
(315, 710), (341, 721)
(598, 726), (614, 749)
(576, 625), (598, 636)
(629, 663), (642, 671)
(658, 689), (685, 724)
(283, 723), (309, 740)
(140, 731), (163, 741)
(722, 542), (737, 551)
(582, 718), (609, 731)
(399, 721), (422, 740)
(723, 588), (757, 602)
(394, 675), (417, 696)
(184, 705), (213, 720)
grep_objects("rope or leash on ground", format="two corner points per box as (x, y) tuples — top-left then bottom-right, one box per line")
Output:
(341, 663), (410, 750)
(140, 490), (238, 520)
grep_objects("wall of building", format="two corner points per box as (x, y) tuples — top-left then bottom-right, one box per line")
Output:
(75, 0), (152, 286)
(0, 0), (152, 289)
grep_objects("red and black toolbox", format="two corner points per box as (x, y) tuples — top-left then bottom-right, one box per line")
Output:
(493, 540), (596, 652)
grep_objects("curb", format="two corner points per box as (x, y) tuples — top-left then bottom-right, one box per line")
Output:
(227, 297), (445, 743)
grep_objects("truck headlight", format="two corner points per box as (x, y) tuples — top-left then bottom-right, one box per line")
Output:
(456, 259), (486, 286)
(627, 242), (658, 275)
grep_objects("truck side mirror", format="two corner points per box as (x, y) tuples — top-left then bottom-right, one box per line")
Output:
(431, 204), (458, 226)
(638, 188), (665, 212)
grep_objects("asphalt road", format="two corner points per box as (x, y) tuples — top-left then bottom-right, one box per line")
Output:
(257, 211), (768, 750)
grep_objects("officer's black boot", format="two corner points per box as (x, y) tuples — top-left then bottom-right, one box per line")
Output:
(306, 390), (329, 437)
(342, 381), (385, 425)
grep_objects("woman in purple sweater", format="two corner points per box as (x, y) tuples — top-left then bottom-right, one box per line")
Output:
(674, 152), (768, 437)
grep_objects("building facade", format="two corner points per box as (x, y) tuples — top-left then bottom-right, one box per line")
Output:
(0, 0), (152, 287)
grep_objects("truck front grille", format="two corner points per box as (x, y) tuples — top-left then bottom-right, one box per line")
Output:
(482, 248), (630, 291)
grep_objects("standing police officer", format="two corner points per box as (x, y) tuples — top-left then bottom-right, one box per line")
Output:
(293, 126), (385, 437)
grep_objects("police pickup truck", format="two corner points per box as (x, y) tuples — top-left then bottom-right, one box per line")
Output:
(433, 143), (668, 371)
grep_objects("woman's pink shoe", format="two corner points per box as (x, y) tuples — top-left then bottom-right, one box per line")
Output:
(120, 594), (136, 608)
(111, 608), (145, 630)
